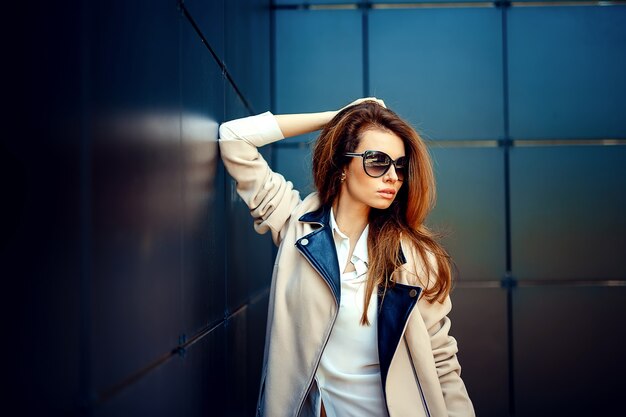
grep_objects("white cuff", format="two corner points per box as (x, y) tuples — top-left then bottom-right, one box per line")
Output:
(219, 111), (285, 147)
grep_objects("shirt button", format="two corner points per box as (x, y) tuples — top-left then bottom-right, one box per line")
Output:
(409, 289), (418, 298)
(300, 238), (309, 246)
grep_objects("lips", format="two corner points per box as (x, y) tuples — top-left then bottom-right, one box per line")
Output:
(377, 188), (396, 199)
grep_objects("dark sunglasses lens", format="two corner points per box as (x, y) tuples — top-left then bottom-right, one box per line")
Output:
(395, 157), (407, 180)
(363, 151), (391, 177)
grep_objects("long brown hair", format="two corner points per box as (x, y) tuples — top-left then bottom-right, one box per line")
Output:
(312, 101), (452, 325)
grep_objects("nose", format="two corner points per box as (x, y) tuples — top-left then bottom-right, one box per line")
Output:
(384, 164), (399, 183)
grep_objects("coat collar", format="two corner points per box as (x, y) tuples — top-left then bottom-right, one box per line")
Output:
(298, 204), (407, 265)
(298, 204), (330, 225)
(296, 206), (409, 296)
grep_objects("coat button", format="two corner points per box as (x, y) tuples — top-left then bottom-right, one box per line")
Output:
(409, 289), (418, 298)
(300, 238), (309, 246)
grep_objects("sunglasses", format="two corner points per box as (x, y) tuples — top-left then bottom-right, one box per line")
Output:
(344, 150), (408, 181)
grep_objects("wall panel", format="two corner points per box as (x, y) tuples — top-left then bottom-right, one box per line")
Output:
(5, 2), (84, 414)
(225, 307), (249, 417)
(449, 287), (509, 417)
(510, 146), (626, 280)
(275, 9), (363, 117)
(225, 0), (272, 113)
(181, 0), (226, 333)
(273, 145), (315, 196)
(369, 8), (504, 140)
(508, 6), (626, 139)
(185, 0), (225, 59)
(94, 324), (227, 417)
(513, 286), (626, 416)
(89, 0), (183, 393)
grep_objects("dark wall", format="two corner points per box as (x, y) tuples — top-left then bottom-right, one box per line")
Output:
(272, 2), (626, 417)
(5, 1), (273, 416)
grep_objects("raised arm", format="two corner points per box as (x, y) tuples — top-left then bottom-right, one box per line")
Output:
(218, 110), (338, 245)
(218, 98), (385, 244)
(274, 111), (336, 138)
(275, 97), (386, 138)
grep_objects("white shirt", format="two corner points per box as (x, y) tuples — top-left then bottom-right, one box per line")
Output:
(314, 209), (387, 417)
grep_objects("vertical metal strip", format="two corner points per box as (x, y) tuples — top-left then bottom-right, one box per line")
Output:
(501, 3), (512, 273)
(500, 2), (516, 415)
(362, 1), (370, 96)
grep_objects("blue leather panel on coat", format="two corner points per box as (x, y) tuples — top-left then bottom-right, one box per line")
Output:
(377, 283), (421, 395)
(297, 206), (341, 305)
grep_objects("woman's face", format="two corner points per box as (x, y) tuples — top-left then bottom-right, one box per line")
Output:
(340, 128), (405, 211)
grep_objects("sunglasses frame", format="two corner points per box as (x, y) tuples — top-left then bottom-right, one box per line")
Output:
(344, 150), (408, 180)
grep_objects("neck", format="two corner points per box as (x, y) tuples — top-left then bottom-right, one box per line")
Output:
(332, 195), (369, 238)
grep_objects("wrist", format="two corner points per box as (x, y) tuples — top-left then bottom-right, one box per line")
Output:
(321, 110), (338, 126)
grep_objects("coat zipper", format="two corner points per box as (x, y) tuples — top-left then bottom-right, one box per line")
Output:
(294, 244), (339, 417)
(404, 337), (431, 417)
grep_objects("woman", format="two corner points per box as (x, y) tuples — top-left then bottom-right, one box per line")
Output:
(219, 98), (475, 417)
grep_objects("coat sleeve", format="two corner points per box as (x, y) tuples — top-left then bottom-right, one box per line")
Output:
(411, 247), (475, 416)
(219, 112), (302, 245)
(419, 296), (475, 417)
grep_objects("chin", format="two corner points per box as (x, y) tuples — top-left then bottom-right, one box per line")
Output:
(369, 200), (394, 210)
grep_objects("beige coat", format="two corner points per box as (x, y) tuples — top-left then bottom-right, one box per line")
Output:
(219, 113), (475, 417)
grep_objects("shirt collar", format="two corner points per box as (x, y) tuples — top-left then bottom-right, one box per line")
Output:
(330, 207), (347, 239)
(329, 207), (369, 264)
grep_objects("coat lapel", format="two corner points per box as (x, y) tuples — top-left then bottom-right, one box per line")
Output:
(296, 206), (341, 306)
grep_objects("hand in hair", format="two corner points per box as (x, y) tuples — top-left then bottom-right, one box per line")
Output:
(338, 97), (387, 113)
(273, 98), (387, 139)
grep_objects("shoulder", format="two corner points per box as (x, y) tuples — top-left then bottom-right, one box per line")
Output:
(292, 192), (321, 218)
(398, 238), (438, 289)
